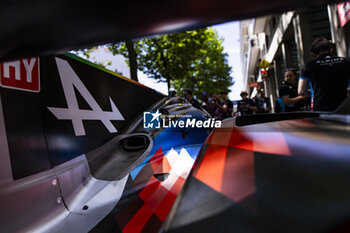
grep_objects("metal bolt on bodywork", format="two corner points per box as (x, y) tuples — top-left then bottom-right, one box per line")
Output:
(57, 197), (62, 204)
(52, 179), (57, 186)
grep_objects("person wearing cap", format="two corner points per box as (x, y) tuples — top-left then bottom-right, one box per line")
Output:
(237, 91), (256, 116)
(279, 69), (306, 112)
(298, 38), (350, 111)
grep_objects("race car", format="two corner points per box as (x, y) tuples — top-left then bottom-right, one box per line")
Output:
(0, 0), (349, 232)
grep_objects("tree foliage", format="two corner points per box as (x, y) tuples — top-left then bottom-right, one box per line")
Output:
(108, 28), (233, 98)
(70, 47), (112, 69)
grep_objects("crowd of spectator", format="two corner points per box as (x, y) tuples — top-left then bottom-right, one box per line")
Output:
(237, 89), (272, 116)
(181, 88), (272, 119)
(182, 90), (233, 120)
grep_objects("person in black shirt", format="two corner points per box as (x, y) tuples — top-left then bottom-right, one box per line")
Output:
(208, 94), (225, 120)
(254, 88), (271, 113)
(237, 91), (256, 116)
(279, 69), (305, 112)
(169, 89), (177, 97)
(200, 91), (210, 111)
(298, 38), (350, 111)
(183, 89), (202, 110)
(220, 91), (233, 118)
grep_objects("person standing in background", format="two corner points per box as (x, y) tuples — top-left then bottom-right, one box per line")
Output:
(298, 38), (350, 111)
(208, 94), (225, 120)
(254, 88), (271, 113)
(220, 91), (233, 118)
(200, 91), (210, 111)
(279, 69), (306, 112)
(237, 91), (256, 116)
(183, 89), (202, 110)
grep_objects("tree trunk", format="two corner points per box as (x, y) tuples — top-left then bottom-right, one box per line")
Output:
(154, 40), (171, 93)
(126, 40), (138, 82)
(166, 77), (171, 93)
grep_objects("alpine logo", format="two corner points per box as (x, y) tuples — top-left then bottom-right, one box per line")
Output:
(47, 57), (124, 136)
(0, 57), (40, 92)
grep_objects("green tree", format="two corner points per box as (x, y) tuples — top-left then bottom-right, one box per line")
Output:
(70, 46), (112, 69)
(169, 29), (233, 97)
(108, 40), (140, 82)
(108, 28), (233, 97)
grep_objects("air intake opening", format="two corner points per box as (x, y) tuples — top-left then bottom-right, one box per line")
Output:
(122, 135), (149, 151)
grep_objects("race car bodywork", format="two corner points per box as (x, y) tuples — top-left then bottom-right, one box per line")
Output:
(0, 54), (210, 232)
(163, 110), (350, 233)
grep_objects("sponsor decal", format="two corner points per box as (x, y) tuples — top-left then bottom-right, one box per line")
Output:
(0, 57), (40, 92)
(143, 109), (221, 129)
(316, 57), (344, 66)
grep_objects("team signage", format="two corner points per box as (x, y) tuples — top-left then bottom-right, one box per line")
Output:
(0, 57), (40, 92)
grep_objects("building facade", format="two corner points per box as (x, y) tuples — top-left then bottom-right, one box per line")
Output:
(240, 2), (350, 112)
